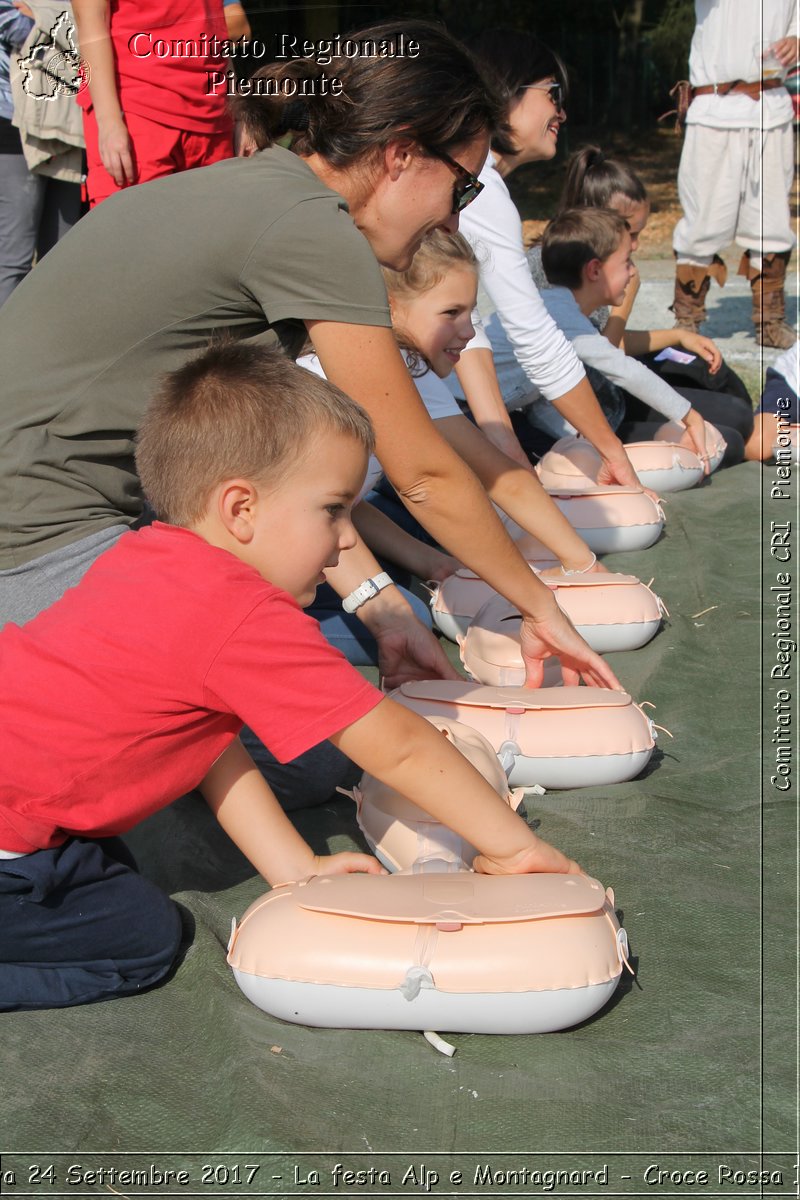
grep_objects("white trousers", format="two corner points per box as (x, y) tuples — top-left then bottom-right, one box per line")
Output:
(673, 122), (795, 262)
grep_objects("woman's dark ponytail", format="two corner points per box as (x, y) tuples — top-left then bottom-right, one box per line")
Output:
(230, 60), (353, 154)
(231, 21), (506, 164)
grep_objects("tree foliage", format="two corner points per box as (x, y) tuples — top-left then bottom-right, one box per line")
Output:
(248, 0), (699, 131)
(647, 0), (695, 81)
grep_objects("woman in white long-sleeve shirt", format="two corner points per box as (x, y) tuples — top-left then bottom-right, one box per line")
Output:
(452, 29), (642, 485)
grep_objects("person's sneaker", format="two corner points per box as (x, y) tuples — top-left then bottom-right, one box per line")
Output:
(756, 321), (797, 349)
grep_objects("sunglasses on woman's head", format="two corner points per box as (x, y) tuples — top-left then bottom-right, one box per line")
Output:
(522, 80), (564, 111)
(430, 149), (484, 213)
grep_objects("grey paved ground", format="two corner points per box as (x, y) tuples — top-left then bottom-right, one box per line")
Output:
(629, 250), (799, 398)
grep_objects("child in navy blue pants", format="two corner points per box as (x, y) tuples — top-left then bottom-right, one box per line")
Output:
(0, 343), (580, 1011)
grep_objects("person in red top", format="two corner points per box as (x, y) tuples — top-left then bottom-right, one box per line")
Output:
(0, 343), (581, 1011)
(73, 0), (233, 206)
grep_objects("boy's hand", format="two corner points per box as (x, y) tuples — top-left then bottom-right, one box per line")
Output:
(331, 699), (580, 881)
(682, 408), (711, 474)
(201, 740), (386, 888)
(677, 331), (722, 373)
(473, 838), (582, 877)
(519, 606), (622, 691)
(310, 852), (387, 877)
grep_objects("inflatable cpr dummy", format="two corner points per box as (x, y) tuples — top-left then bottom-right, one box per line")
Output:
(460, 591), (664, 684)
(347, 718), (525, 873)
(507, 487), (665, 556)
(227, 870), (631, 1034)
(390, 680), (657, 790)
(431, 568), (665, 652)
(653, 421), (727, 473)
(537, 430), (725, 494)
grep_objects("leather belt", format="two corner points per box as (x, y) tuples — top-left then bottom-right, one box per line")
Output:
(690, 77), (784, 100)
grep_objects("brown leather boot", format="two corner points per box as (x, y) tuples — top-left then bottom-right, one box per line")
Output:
(671, 256), (727, 331)
(741, 250), (797, 349)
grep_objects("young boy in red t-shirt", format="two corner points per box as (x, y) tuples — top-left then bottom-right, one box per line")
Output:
(0, 343), (580, 1011)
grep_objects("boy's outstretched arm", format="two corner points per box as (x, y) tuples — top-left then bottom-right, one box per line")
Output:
(330, 699), (582, 876)
(201, 739), (384, 885)
(310, 322), (623, 690)
(622, 327), (722, 373)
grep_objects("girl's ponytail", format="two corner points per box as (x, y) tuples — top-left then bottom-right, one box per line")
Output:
(560, 144), (648, 211)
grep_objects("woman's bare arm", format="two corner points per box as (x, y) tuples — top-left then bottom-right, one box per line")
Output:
(308, 321), (621, 689)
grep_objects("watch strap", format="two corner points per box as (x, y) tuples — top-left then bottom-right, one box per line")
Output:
(341, 571), (393, 614)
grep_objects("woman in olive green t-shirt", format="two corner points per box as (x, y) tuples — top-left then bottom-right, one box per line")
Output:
(0, 19), (617, 693)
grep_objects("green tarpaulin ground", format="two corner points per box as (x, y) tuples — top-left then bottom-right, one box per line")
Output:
(1, 462), (796, 1197)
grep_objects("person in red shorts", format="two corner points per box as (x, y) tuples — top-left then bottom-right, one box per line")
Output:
(73, 0), (233, 206)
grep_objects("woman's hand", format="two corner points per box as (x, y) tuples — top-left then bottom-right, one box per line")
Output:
(350, 576), (461, 687)
(519, 605), (622, 690)
(677, 331), (722, 374)
(373, 614), (461, 688)
(310, 853), (387, 878)
(473, 838), (582, 877)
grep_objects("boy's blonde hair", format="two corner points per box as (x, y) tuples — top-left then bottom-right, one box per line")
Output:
(136, 343), (375, 527)
(382, 230), (477, 301)
(541, 207), (628, 291)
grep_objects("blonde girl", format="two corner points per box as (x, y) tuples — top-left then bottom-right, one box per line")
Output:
(305, 231), (605, 579)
